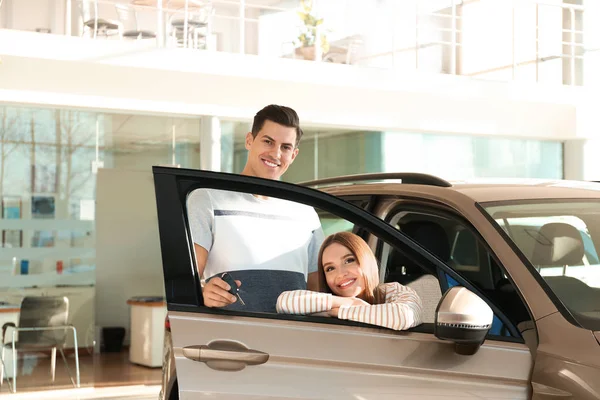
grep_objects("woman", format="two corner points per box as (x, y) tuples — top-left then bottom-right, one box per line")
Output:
(276, 232), (423, 331)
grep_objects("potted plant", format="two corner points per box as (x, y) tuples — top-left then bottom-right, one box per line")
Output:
(295, 0), (329, 61)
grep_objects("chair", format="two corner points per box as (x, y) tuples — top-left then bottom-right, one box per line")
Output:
(80, 0), (122, 39)
(323, 36), (364, 65)
(169, 2), (213, 49)
(0, 296), (80, 393)
(115, 4), (156, 40)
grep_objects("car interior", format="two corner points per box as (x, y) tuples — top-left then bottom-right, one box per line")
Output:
(522, 221), (600, 322)
(490, 209), (600, 328)
(377, 209), (531, 338)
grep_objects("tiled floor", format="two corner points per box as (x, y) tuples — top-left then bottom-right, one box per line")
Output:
(0, 349), (161, 397)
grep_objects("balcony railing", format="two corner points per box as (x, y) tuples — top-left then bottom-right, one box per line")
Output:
(0, 0), (598, 86)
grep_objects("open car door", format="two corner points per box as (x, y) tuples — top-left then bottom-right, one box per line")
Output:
(153, 167), (533, 400)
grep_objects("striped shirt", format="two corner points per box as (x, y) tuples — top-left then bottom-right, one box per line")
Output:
(276, 282), (423, 331)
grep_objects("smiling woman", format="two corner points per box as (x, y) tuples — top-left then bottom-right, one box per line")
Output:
(276, 232), (424, 331)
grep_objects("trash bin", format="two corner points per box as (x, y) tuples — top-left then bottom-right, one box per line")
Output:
(127, 296), (167, 368)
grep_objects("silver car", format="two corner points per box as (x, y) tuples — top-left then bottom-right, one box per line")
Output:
(155, 169), (600, 400)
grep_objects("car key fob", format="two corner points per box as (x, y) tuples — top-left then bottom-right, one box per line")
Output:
(221, 273), (245, 306)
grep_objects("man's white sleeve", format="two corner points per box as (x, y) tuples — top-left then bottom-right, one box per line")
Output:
(186, 189), (214, 252)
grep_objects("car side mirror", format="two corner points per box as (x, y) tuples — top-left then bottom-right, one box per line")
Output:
(434, 286), (493, 355)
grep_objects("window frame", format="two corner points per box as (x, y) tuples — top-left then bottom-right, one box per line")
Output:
(479, 198), (600, 332)
(372, 197), (534, 341)
(153, 167), (519, 335)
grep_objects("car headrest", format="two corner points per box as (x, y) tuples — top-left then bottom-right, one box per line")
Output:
(531, 222), (584, 266)
(402, 220), (451, 262)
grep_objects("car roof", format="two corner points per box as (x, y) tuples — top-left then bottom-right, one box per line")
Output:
(451, 179), (600, 202)
(300, 174), (600, 203)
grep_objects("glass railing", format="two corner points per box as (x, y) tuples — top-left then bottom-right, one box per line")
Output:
(1, 0), (599, 86)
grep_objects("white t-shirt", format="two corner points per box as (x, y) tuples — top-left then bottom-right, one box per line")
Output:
(186, 188), (324, 312)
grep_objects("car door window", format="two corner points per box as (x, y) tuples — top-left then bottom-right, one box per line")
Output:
(379, 205), (530, 341)
(184, 187), (439, 330)
(156, 169), (489, 327)
(319, 196), (374, 236)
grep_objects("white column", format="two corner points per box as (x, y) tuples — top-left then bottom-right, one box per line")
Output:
(65, 0), (72, 36)
(200, 116), (221, 171)
(156, 0), (165, 48)
(563, 139), (585, 180)
(239, 0), (245, 54)
(564, 139), (600, 181)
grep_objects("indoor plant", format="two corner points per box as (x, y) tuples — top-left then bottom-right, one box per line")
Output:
(295, 0), (329, 61)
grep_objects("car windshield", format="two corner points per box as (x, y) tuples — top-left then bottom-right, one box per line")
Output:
(482, 200), (600, 331)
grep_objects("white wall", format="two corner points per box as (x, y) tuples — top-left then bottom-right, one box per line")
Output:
(95, 168), (165, 344)
(0, 0), (57, 33)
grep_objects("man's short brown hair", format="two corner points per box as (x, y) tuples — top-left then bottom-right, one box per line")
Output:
(251, 105), (304, 147)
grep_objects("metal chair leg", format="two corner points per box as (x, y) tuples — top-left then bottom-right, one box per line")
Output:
(72, 327), (80, 387)
(0, 346), (14, 393)
(0, 346), (4, 387)
(11, 341), (16, 392)
(59, 346), (80, 388)
(58, 348), (76, 388)
(50, 347), (57, 382)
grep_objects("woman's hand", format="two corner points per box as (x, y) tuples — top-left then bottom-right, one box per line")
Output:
(328, 298), (368, 317)
(331, 296), (369, 309)
(329, 296), (370, 317)
(349, 297), (369, 307)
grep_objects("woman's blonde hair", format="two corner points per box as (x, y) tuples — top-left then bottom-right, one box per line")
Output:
(317, 231), (382, 304)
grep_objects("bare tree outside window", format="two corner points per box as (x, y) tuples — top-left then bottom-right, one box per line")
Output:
(0, 107), (28, 196)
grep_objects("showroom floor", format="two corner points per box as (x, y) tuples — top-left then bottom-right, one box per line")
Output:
(0, 350), (161, 398)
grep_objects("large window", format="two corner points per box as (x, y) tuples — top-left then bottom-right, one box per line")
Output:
(0, 105), (200, 392)
(383, 132), (563, 180)
(221, 120), (563, 184)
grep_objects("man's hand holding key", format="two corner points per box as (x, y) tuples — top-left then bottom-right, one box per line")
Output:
(202, 273), (244, 308)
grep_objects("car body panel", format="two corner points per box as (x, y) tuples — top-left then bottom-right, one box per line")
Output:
(532, 312), (600, 399)
(159, 326), (176, 400)
(320, 181), (600, 203)
(315, 180), (600, 203)
(170, 311), (531, 400)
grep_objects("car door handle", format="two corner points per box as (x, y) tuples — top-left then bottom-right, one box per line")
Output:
(182, 340), (269, 371)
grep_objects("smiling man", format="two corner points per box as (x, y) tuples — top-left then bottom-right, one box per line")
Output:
(187, 105), (324, 312)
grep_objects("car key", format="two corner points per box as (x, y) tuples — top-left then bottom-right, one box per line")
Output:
(221, 272), (245, 306)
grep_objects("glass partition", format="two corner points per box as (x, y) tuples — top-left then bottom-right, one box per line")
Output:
(0, 105), (200, 393)
(220, 119), (563, 183)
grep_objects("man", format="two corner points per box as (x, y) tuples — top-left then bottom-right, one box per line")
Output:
(187, 105), (324, 312)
